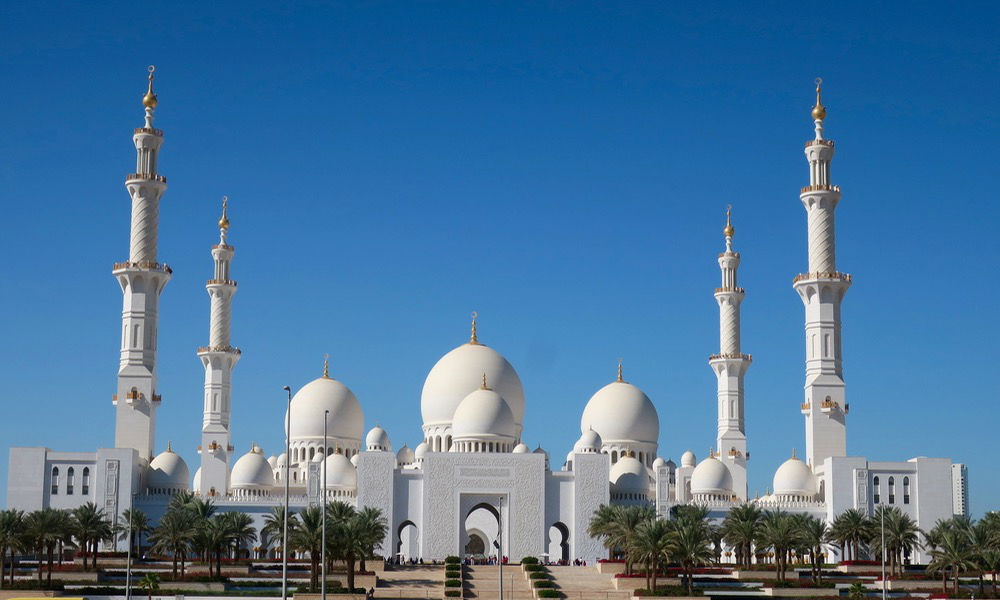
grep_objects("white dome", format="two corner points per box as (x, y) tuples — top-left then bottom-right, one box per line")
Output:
(414, 442), (428, 461)
(690, 456), (733, 496)
(396, 444), (415, 465)
(421, 342), (525, 429)
(231, 446), (275, 490)
(350, 454), (359, 466)
(773, 456), (817, 497)
(267, 455), (278, 468)
(192, 467), (202, 494)
(681, 450), (696, 468)
(610, 455), (649, 495)
(148, 446), (190, 491)
(581, 380), (659, 445)
(512, 443), (530, 453)
(452, 388), (516, 441)
(366, 426), (391, 451)
(652, 457), (666, 470)
(276, 453), (288, 467)
(323, 452), (357, 490)
(574, 428), (603, 453)
(286, 376), (364, 444)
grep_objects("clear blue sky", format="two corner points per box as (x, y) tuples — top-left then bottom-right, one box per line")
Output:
(0, 2), (997, 515)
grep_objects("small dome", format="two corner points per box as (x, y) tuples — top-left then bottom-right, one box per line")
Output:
(652, 457), (666, 470)
(312, 451), (324, 462)
(192, 467), (202, 494)
(610, 455), (649, 495)
(451, 388), (516, 441)
(276, 453), (288, 467)
(231, 445), (275, 490)
(512, 443), (530, 454)
(267, 455), (278, 468)
(350, 454), (359, 466)
(565, 451), (575, 468)
(323, 452), (357, 490)
(574, 428), (603, 453)
(396, 444), (415, 466)
(690, 456), (733, 496)
(773, 456), (817, 497)
(366, 426), (391, 451)
(414, 442), (428, 461)
(681, 450), (696, 468)
(286, 376), (364, 445)
(148, 446), (190, 491)
(533, 445), (548, 457)
(421, 341), (525, 430)
(581, 380), (659, 445)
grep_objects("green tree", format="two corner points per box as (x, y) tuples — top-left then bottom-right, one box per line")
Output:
(354, 506), (387, 574)
(927, 525), (974, 596)
(220, 512), (257, 560)
(261, 505), (298, 560)
(755, 511), (800, 582)
(117, 508), (151, 559)
(828, 508), (868, 562)
(0, 509), (25, 589)
(630, 518), (672, 591)
(148, 509), (197, 578)
(667, 518), (714, 595)
(23, 508), (70, 587)
(71, 503), (112, 571)
(138, 572), (160, 600)
(797, 515), (828, 584)
(721, 503), (761, 568)
(290, 505), (324, 591)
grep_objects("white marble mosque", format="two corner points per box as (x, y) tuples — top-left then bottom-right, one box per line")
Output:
(6, 72), (968, 563)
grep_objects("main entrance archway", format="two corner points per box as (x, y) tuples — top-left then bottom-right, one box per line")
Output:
(396, 520), (419, 562)
(547, 522), (569, 562)
(459, 495), (506, 559)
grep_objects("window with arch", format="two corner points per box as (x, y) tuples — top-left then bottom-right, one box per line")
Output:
(51, 467), (59, 495)
(903, 476), (910, 504)
(873, 476), (880, 504)
(66, 467), (75, 495)
(309, 447), (315, 460)
(82, 467), (90, 495)
(888, 476), (896, 505)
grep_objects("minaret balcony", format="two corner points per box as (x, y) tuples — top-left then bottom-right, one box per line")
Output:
(197, 344), (242, 355)
(708, 352), (752, 362)
(793, 271), (851, 283)
(113, 261), (173, 274)
(206, 278), (237, 286)
(714, 286), (745, 294)
(804, 139), (834, 148)
(801, 402), (811, 413)
(125, 173), (167, 184)
(820, 399), (844, 414)
(800, 184), (840, 194)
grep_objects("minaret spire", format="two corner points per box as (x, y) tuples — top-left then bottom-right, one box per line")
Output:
(795, 79), (850, 469)
(470, 311), (479, 344)
(197, 196), (241, 496)
(112, 67), (171, 460)
(708, 204), (751, 500)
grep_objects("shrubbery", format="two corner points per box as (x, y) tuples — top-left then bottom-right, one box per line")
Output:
(533, 580), (556, 589)
(444, 579), (462, 588)
(536, 590), (561, 598)
(523, 563), (544, 572)
(445, 556), (461, 564)
(529, 571), (548, 579)
(444, 591), (461, 597)
(521, 556), (539, 565)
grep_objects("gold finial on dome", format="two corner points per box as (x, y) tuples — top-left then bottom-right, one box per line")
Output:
(617, 357), (624, 382)
(143, 65), (158, 109)
(470, 311), (479, 344)
(219, 196), (230, 230)
(166, 440), (173, 453)
(792, 447), (797, 459)
(724, 205), (734, 238)
(811, 77), (826, 121)
(323, 353), (330, 378)
(481, 372), (489, 390)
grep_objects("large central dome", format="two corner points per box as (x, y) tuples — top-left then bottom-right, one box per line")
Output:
(421, 339), (525, 431)
(580, 379), (659, 445)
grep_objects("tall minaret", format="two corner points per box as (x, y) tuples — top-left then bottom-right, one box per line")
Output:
(197, 198), (241, 497)
(708, 206), (751, 500)
(112, 66), (170, 460)
(794, 79), (851, 470)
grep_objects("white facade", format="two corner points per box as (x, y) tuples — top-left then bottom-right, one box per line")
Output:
(5, 75), (967, 564)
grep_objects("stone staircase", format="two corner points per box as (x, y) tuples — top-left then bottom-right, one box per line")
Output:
(544, 565), (631, 600)
(463, 565), (535, 600)
(376, 564), (445, 599)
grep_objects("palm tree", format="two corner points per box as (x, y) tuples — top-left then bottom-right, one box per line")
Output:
(71, 503), (112, 571)
(118, 509), (151, 559)
(828, 508), (868, 562)
(221, 512), (257, 560)
(630, 518), (672, 591)
(721, 503), (761, 568)
(0, 509), (25, 589)
(337, 512), (368, 592)
(167, 491), (196, 513)
(262, 506), (298, 560)
(138, 572), (160, 600)
(797, 515), (827, 584)
(755, 511), (800, 582)
(967, 519), (993, 597)
(22, 508), (69, 587)
(148, 509), (197, 578)
(290, 506), (324, 591)
(587, 504), (618, 558)
(668, 518), (714, 595)
(927, 526), (974, 596)
(354, 506), (387, 574)
(197, 517), (230, 578)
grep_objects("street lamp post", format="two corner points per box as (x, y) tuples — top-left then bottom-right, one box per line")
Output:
(322, 410), (328, 600)
(497, 496), (503, 600)
(880, 507), (887, 600)
(282, 385), (292, 600)
(125, 488), (135, 600)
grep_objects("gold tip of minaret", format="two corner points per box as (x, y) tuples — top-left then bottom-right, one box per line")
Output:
(143, 65), (158, 109)
(811, 77), (826, 121)
(166, 440), (172, 453)
(469, 311), (479, 344)
(323, 353), (330, 378)
(616, 358), (624, 382)
(792, 447), (797, 459)
(723, 205), (734, 238)
(219, 196), (230, 230)
(481, 372), (488, 390)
